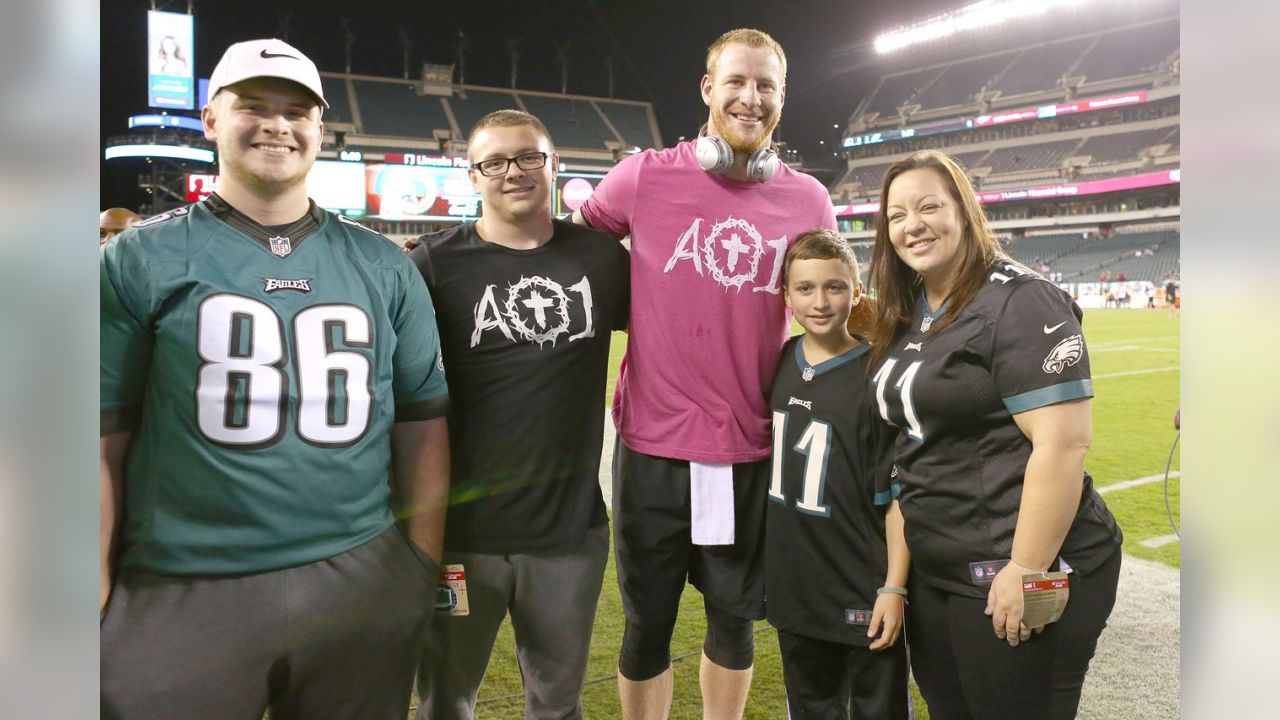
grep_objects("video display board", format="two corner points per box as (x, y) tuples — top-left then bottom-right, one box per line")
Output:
(147, 10), (195, 110)
(365, 163), (481, 221)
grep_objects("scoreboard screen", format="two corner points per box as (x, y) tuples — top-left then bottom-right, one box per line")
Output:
(365, 164), (481, 221)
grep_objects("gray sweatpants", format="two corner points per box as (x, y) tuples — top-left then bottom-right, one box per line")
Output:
(101, 526), (438, 720)
(415, 522), (609, 720)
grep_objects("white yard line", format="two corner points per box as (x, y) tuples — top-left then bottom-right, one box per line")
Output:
(1090, 334), (1179, 348)
(1098, 471), (1180, 494)
(1141, 534), (1181, 549)
(1093, 366), (1179, 379)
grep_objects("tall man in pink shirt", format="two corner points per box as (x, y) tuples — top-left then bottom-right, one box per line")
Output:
(573, 28), (837, 720)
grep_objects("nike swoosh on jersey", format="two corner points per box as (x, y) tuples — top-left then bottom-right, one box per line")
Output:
(260, 49), (301, 60)
(1043, 321), (1068, 334)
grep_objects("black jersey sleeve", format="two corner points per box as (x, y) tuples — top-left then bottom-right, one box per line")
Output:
(870, 415), (899, 507)
(407, 237), (437, 290)
(610, 241), (631, 331)
(990, 278), (1093, 415)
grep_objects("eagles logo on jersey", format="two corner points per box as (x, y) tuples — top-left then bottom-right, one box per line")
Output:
(1043, 334), (1084, 374)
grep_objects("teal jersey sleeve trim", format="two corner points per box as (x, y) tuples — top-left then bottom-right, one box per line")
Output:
(874, 483), (903, 506)
(1002, 379), (1094, 414)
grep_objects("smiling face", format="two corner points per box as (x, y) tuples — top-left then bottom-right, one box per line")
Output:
(467, 123), (556, 225)
(701, 42), (785, 155)
(202, 76), (323, 199)
(885, 167), (967, 294)
(785, 257), (860, 341)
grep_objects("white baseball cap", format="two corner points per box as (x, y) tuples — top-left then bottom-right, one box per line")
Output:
(207, 38), (328, 109)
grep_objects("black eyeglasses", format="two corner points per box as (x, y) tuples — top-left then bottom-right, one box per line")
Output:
(470, 152), (549, 177)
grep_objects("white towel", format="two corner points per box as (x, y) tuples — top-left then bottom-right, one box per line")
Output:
(690, 462), (734, 545)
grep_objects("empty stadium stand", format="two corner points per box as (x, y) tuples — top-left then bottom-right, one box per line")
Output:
(353, 79), (453, 138)
(518, 95), (616, 151)
(1074, 127), (1173, 164)
(853, 17), (1178, 121)
(1005, 232), (1093, 267)
(313, 73), (660, 158)
(1049, 230), (1180, 281)
(990, 38), (1093, 98)
(448, 88), (522, 139)
(1072, 19), (1179, 86)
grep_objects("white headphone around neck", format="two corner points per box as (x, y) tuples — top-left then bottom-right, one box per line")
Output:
(694, 133), (780, 183)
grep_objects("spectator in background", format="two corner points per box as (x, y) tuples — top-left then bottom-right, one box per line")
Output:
(99, 208), (140, 246)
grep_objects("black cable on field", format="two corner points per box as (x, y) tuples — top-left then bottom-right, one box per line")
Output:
(475, 621), (774, 706)
(1164, 431), (1180, 537)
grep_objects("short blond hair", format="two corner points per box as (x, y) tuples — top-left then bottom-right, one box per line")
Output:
(706, 28), (787, 84)
(467, 109), (553, 149)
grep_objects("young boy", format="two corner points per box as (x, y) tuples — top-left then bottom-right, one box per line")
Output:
(766, 228), (910, 719)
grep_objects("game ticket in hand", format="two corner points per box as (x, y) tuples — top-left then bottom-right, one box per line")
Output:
(1020, 571), (1069, 627)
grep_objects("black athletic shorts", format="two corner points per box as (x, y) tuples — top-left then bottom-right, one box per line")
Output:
(611, 439), (767, 625)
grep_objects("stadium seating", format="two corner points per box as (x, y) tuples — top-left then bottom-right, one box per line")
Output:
(353, 80), (452, 138)
(856, 18), (1178, 120)
(863, 68), (938, 118)
(911, 54), (1013, 111)
(990, 38), (1093, 98)
(449, 88), (523, 140)
(320, 76), (353, 125)
(598, 101), (659, 150)
(518, 95), (616, 150)
(1074, 19), (1179, 86)
(978, 139), (1082, 174)
(1005, 232), (1093, 267)
(1075, 127), (1175, 164)
(1050, 230), (1180, 281)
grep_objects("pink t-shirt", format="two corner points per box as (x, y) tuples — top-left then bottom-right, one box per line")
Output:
(581, 141), (837, 463)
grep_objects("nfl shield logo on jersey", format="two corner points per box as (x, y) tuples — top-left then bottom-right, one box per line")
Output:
(268, 236), (293, 257)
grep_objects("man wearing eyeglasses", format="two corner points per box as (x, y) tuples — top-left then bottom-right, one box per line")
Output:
(406, 110), (629, 720)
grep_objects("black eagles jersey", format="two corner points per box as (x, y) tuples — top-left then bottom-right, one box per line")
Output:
(766, 337), (898, 644)
(409, 220), (629, 554)
(873, 261), (1122, 598)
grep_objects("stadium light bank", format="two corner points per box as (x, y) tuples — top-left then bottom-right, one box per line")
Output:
(874, 0), (1088, 54)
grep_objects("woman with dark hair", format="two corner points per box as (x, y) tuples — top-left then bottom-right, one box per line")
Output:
(154, 35), (190, 76)
(865, 150), (1123, 720)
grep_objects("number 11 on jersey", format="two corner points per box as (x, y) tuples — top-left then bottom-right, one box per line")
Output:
(769, 411), (833, 518)
(873, 358), (924, 441)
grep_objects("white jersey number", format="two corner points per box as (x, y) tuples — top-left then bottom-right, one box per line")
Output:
(873, 358), (925, 441)
(769, 411), (833, 518)
(196, 294), (373, 446)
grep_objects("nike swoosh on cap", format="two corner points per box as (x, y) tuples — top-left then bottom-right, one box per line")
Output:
(260, 49), (301, 60)
(1043, 321), (1067, 334)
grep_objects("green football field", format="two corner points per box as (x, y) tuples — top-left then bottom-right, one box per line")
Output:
(421, 308), (1180, 719)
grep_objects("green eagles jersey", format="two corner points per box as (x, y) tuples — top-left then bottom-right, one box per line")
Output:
(100, 199), (449, 576)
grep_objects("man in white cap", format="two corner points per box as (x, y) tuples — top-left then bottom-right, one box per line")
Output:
(100, 38), (451, 720)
